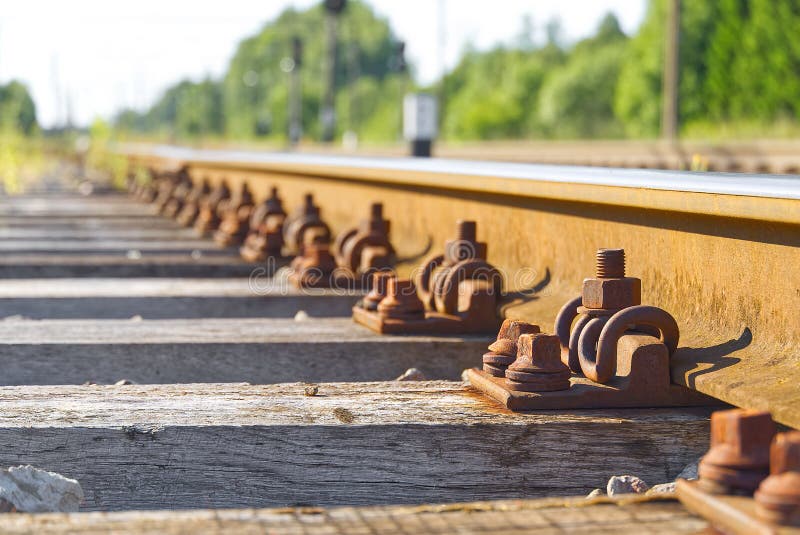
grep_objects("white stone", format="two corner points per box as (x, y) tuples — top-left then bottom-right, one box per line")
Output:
(294, 310), (310, 321)
(646, 482), (676, 495)
(0, 465), (83, 512)
(585, 488), (604, 499)
(606, 475), (649, 496)
(396, 368), (427, 381)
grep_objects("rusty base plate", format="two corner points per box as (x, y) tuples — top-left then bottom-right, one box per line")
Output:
(676, 479), (800, 535)
(352, 306), (499, 335)
(465, 368), (718, 411)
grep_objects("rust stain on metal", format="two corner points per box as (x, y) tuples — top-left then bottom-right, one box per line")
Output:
(678, 424), (800, 533)
(555, 248), (680, 384)
(466, 330), (715, 411)
(176, 178), (211, 227)
(127, 151), (800, 429)
(240, 186), (288, 262)
(755, 431), (800, 526)
(506, 333), (571, 392)
(214, 182), (255, 247)
(334, 202), (395, 276)
(194, 180), (231, 236)
(283, 194), (331, 256)
(482, 319), (540, 378)
(698, 409), (776, 495)
(290, 202), (397, 289)
(352, 221), (502, 335)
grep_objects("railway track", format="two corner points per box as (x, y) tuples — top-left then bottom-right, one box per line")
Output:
(0, 147), (796, 532)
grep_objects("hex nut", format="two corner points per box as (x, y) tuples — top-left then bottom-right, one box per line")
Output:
(508, 333), (564, 374)
(582, 277), (642, 310)
(703, 409), (776, 468)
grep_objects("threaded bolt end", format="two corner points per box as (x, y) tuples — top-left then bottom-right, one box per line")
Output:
(596, 248), (625, 278)
(456, 220), (477, 242)
(370, 203), (383, 220)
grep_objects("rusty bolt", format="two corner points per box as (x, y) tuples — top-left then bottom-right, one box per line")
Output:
(482, 319), (540, 377)
(283, 193), (331, 254)
(265, 187), (284, 214)
(361, 271), (394, 311)
(335, 202), (395, 275)
(755, 431), (800, 526)
(443, 220), (487, 265)
(177, 179), (210, 227)
(377, 278), (425, 321)
(505, 333), (571, 392)
(698, 409), (777, 495)
(292, 242), (337, 275)
(581, 248), (641, 311)
(366, 202), (390, 235)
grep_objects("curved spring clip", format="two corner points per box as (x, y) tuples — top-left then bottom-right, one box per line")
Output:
(415, 254), (444, 309)
(554, 295), (582, 373)
(433, 259), (503, 315)
(577, 305), (679, 384)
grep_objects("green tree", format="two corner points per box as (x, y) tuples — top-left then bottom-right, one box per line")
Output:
(728, 1), (800, 120)
(615, 1), (718, 136)
(538, 13), (627, 138)
(222, 1), (400, 140)
(440, 43), (565, 140)
(0, 81), (38, 135)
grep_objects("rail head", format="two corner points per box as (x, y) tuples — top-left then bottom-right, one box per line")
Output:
(120, 144), (800, 225)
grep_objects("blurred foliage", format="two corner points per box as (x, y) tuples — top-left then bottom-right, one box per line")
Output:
(0, 130), (45, 194)
(0, 80), (38, 136)
(0, 81), (41, 193)
(617, 0), (800, 137)
(86, 118), (129, 188)
(113, 0), (800, 143)
(117, 0), (406, 143)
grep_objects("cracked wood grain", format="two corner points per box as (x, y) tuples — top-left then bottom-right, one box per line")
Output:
(0, 319), (485, 383)
(0, 382), (711, 511)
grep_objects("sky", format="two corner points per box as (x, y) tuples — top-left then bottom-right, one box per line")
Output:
(0, 0), (646, 128)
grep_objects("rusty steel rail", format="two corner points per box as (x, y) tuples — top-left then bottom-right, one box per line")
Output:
(119, 143), (800, 429)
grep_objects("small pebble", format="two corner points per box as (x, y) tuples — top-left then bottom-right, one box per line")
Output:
(129, 315), (143, 322)
(191, 250), (203, 260)
(585, 488), (604, 499)
(607, 475), (649, 496)
(114, 379), (134, 386)
(304, 385), (319, 396)
(294, 310), (310, 321)
(676, 457), (700, 480)
(396, 368), (427, 381)
(126, 250), (142, 260)
(0, 465), (83, 512)
(646, 482), (676, 495)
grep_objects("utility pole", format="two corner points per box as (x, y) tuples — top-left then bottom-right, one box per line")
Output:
(321, 0), (347, 143)
(289, 36), (303, 147)
(392, 41), (407, 141)
(661, 0), (680, 141)
(436, 0), (447, 139)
